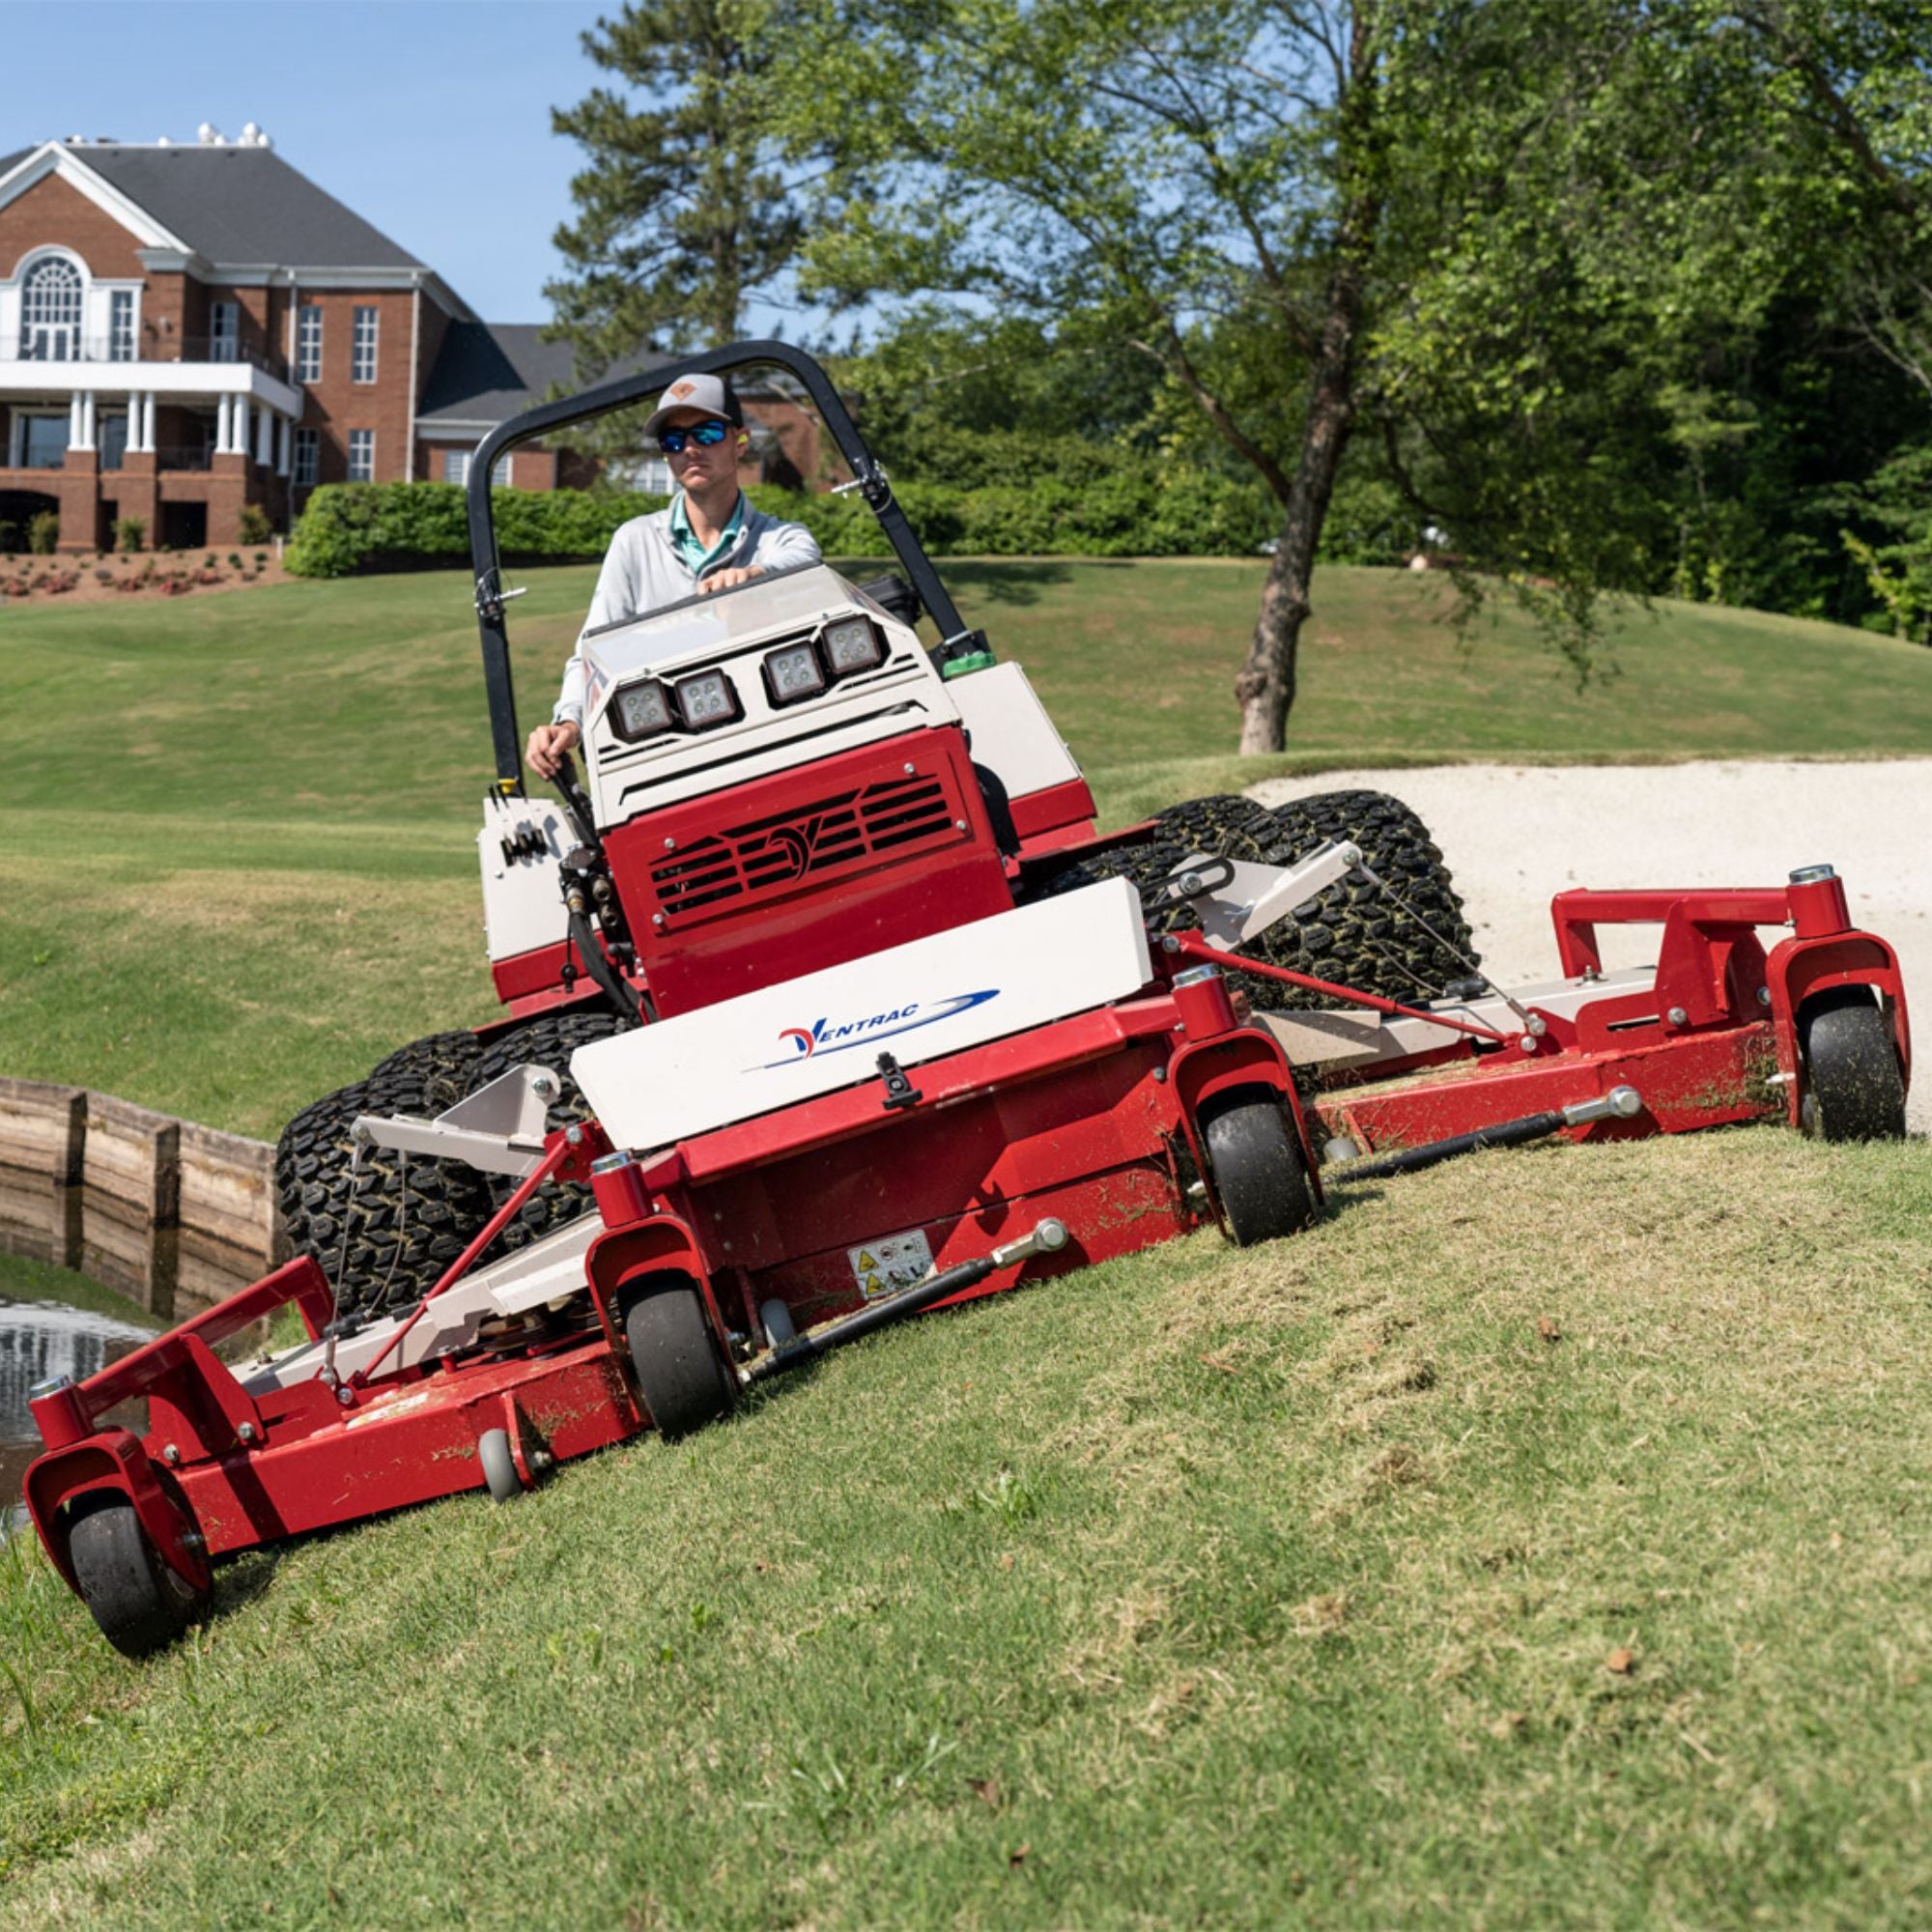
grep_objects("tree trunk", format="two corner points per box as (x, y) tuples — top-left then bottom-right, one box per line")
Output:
(1235, 315), (1361, 753)
(1234, 6), (1379, 755)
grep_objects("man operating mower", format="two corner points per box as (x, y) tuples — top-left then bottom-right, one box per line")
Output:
(525, 372), (822, 780)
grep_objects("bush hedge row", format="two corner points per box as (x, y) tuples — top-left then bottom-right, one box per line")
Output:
(283, 469), (1287, 579)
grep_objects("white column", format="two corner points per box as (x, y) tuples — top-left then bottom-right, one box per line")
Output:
(76, 391), (98, 451)
(69, 392), (85, 447)
(215, 393), (232, 453)
(255, 402), (273, 467)
(234, 396), (250, 461)
(140, 392), (156, 452)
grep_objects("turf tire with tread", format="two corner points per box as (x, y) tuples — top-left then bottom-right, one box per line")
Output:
(275, 1059), (497, 1321)
(465, 1008), (632, 1249)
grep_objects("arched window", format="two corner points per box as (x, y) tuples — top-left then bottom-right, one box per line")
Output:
(21, 256), (84, 360)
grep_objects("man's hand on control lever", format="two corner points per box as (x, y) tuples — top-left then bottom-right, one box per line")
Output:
(526, 720), (581, 781)
(698, 565), (764, 595)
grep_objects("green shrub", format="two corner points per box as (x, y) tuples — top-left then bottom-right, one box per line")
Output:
(114, 516), (146, 554)
(286, 482), (669, 578)
(286, 469), (1282, 581)
(27, 511), (60, 555)
(238, 503), (274, 546)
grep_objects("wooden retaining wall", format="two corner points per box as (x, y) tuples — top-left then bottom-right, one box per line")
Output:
(0, 1078), (284, 1317)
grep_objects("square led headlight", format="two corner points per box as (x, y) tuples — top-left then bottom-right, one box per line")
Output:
(673, 668), (739, 730)
(611, 678), (674, 741)
(823, 615), (884, 675)
(762, 640), (827, 706)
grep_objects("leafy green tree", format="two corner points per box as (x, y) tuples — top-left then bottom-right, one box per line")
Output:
(779, 0), (1843, 748)
(548, 0), (823, 366)
(776, 0), (1422, 749)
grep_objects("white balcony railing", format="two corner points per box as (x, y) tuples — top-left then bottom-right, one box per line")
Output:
(2, 333), (291, 383)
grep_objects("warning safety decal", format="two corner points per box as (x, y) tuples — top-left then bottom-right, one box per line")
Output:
(848, 1229), (934, 1301)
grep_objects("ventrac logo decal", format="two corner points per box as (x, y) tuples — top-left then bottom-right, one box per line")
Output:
(762, 990), (1000, 1069)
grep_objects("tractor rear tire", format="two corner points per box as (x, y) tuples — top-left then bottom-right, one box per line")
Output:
(625, 1284), (738, 1438)
(368, 1030), (482, 1112)
(1202, 1091), (1320, 1247)
(275, 1057), (496, 1322)
(1799, 989), (1907, 1142)
(465, 1008), (632, 1251)
(1025, 795), (1293, 918)
(68, 1497), (210, 1658)
(1262, 789), (1478, 1006)
(1022, 788), (1472, 1010)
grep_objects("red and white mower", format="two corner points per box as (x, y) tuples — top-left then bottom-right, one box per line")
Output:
(24, 345), (1912, 1656)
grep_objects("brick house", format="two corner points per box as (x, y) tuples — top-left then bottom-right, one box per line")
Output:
(0, 130), (845, 555)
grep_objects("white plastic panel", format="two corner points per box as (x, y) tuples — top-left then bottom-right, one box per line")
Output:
(946, 662), (1083, 800)
(477, 794), (572, 962)
(571, 877), (1154, 1151)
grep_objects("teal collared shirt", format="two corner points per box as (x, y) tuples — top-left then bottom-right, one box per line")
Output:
(668, 491), (747, 578)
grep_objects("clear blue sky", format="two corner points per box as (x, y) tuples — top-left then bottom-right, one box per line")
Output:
(2, 0), (633, 324)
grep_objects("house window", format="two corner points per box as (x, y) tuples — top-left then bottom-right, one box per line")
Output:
(14, 413), (71, 469)
(293, 427), (319, 485)
(99, 413), (128, 470)
(352, 306), (378, 384)
(211, 301), (239, 363)
(109, 291), (135, 362)
(348, 429), (374, 481)
(297, 305), (322, 382)
(441, 447), (509, 486)
(20, 256), (84, 361)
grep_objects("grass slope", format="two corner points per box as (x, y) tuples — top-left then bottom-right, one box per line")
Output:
(4, 1133), (1929, 1927)
(4, 563), (1930, 1923)
(3, 560), (1929, 1135)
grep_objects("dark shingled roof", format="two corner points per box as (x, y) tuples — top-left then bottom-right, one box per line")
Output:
(59, 143), (426, 269)
(0, 147), (31, 179)
(418, 323), (668, 423)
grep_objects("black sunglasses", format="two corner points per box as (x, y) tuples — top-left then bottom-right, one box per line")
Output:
(659, 419), (732, 456)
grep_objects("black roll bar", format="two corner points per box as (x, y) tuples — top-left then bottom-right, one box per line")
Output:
(467, 338), (982, 793)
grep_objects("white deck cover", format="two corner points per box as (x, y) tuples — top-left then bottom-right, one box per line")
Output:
(570, 877), (1153, 1151)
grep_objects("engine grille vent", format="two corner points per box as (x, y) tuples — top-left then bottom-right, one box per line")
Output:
(651, 772), (958, 922)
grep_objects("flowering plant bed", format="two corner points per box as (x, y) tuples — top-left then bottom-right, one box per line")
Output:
(0, 550), (291, 606)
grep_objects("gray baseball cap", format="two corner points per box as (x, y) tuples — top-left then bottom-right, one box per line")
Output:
(642, 372), (742, 437)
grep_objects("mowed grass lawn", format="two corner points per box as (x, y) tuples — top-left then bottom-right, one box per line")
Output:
(4, 558), (1932, 1136)
(3, 1135), (1930, 1927)
(3, 562), (1932, 1926)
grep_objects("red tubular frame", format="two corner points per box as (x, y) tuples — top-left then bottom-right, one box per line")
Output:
(1166, 930), (1513, 1043)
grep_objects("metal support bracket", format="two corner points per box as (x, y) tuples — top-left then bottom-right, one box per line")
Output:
(351, 1064), (561, 1178)
(1170, 839), (1363, 952)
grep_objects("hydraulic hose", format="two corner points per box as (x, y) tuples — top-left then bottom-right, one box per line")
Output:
(566, 897), (639, 1026)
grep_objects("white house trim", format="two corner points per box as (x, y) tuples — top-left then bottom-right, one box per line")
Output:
(0, 355), (300, 415)
(0, 143), (191, 252)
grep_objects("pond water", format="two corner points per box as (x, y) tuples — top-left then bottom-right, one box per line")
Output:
(1, 1251), (163, 1520)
